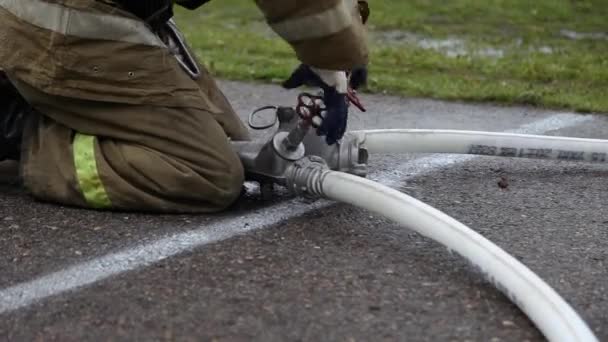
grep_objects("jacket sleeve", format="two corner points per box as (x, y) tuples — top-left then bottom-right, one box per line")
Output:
(253, 0), (369, 70)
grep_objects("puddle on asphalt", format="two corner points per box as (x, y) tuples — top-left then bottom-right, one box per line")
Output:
(373, 30), (503, 58)
(222, 22), (575, 59)
(373, 30), (561, 59)
(560, 29), (608, 41)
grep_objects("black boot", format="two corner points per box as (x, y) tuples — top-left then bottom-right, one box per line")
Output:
(0, 72), (29, 161)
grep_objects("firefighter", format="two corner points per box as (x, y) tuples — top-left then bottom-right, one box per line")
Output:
(0, 0), (369, 212)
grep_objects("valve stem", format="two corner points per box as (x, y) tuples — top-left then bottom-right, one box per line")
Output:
(282, 120), (311, 151)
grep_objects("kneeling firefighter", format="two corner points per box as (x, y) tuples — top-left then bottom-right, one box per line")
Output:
(0, 0), (369, 213)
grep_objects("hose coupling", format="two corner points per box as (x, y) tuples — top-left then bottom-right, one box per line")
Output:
(284, 156), (330, 198)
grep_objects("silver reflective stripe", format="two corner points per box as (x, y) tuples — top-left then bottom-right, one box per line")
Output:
(0, 0), (164, 47)
(269, 0), (356, 42)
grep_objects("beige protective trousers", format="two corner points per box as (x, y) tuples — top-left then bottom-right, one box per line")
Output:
(0, 0), (254, 212)
(0, 0), (255, 213)
(11, 65), (249, 213)
(1, 0), (369, 213)
(6, 18), (252, 213)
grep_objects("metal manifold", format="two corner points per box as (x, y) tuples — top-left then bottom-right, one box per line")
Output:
(231, 104), (368, 197)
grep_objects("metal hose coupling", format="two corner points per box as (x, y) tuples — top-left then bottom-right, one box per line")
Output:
(284, 156), (331, 198)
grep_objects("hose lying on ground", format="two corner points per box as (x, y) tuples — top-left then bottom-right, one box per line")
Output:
(287, 163), (598, 342)
(351, 129), (608, 163)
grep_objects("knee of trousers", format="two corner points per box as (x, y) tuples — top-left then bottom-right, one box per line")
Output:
(208, 155), (245, 211)
(22, 129), (247, 213)
(95, 144), (247, 213)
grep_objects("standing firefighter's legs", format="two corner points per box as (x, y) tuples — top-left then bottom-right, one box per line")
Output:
(12, 78), (245, 213)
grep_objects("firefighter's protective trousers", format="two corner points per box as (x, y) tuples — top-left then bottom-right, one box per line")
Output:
(0, 0), (368, 212)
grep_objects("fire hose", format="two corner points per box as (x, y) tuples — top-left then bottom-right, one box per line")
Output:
(351, 129), (608, 163)
(232, 94), (603, 341)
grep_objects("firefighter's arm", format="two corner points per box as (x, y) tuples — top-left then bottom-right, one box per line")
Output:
(253, 0), (369, 70)
(255, 1), (369, 145)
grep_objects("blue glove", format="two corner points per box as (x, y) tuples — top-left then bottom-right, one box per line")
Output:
(283, 65), (350, 145)
(349, 65), (368, 90)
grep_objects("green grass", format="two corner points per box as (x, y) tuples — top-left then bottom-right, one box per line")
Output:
(175, 0), (608, 112)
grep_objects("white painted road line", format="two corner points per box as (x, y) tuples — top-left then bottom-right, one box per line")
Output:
(0, 113), (593, 315)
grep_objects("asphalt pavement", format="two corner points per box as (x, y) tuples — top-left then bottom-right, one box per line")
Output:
(0, 81), (606, 341)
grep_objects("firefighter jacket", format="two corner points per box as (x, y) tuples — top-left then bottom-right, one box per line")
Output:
(0, 0), (368, 106)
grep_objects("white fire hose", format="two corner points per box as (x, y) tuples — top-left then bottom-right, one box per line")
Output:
(286, 161), (599, 342)
(351, 129), (608, 163)
(240, 108), (603, 341)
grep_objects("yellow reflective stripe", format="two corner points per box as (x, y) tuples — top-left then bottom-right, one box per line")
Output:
(0, 0), (164, 47)
(73, 134), (112, 209)
(268, 0), (356, 42)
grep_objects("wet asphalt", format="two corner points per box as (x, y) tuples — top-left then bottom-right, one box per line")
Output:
(0, 81), (607, 341)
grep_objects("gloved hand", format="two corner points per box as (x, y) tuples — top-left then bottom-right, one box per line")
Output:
(349, 65), (368, 91)
(283, 64), (367, 145)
